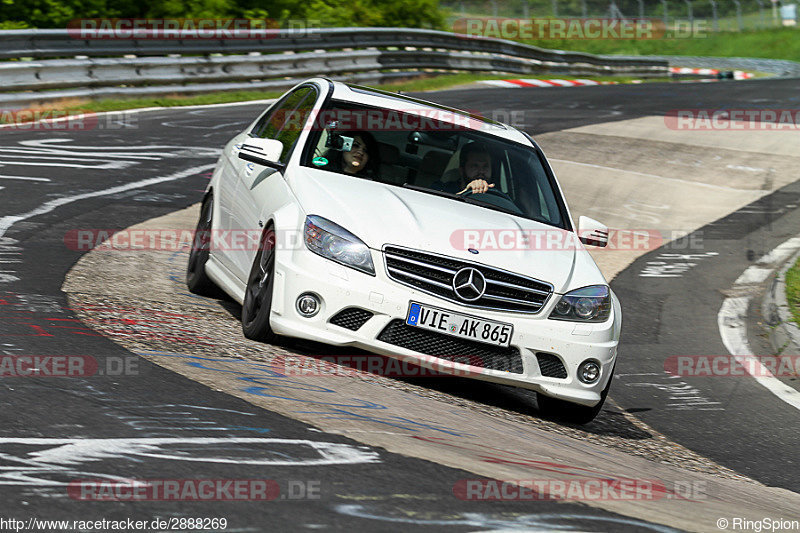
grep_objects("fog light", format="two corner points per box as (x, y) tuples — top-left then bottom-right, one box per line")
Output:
(296, 293), (321, 317)
(578, 360), (601, 384)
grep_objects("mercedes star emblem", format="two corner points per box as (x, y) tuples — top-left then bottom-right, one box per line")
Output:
(452, 267), (487, 301)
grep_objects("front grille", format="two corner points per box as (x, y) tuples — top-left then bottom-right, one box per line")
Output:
(329, 308), (374, 331)
(383, 246), (552, 313)
(377, 319), (523, 373)
(536, 352), (567, 378)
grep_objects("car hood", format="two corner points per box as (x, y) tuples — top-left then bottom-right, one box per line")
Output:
(290, 168), (606, 292)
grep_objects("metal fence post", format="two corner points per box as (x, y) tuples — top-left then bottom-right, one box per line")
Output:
(552, 0), (559, 17)
(709, 0), (718, 30)
(637, 0), (645, 18)
(685, 0), (693, 29)
(755, 0), (765, 28)
(522, 0), (530, 18)
(489, 0), (498, 16)
(662, 0), (669, 26)
(581, 0), (588, 17)
(733, 0), (743, 30)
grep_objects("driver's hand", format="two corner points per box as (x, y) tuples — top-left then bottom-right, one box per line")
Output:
(467, 179), (494, 194)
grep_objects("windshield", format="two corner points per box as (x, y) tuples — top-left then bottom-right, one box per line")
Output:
(300, 100), (568, 229)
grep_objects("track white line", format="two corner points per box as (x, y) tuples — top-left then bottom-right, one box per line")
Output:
(0, 99), (276, 130)
(717, 236), (800, 411)
(0, 164), (215, 241)
(0, 175), (51, 182)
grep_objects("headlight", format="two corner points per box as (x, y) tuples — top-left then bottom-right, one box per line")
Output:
(549, 285), (611, 323)
(304, 215), (375, 276)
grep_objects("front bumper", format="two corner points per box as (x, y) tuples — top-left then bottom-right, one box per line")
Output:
(269, 246), (619, 407)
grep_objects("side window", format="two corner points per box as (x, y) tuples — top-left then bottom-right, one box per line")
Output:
(251, 86), (318, 163)
(251, 99), (287, 139)
(274, 91), (317, 163)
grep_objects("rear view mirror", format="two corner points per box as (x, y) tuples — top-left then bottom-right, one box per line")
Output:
(578, 216), (609, 247)
(238, 138), (285, 170)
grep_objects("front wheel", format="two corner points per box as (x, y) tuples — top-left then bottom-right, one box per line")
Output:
(241, 227), (278, 343)
(536, 363), (615, 425)
(186, 195), (217, 296)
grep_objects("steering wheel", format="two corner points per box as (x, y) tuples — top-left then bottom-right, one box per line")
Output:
(460, 187), (514, 202)
(460, 187), (523, 215)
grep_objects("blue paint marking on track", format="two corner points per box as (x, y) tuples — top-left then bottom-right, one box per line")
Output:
(241, 387), (387, 410)
(295, 409), (476, 438)
(137, 350), (477, 438)
(224, 425), (272, 434)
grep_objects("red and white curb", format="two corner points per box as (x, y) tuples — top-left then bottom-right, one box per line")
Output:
(670, 67), (754, 80)
(480, 79), (628, 88)
(670, 67), (720, 76)
(481, 69), (754, 89)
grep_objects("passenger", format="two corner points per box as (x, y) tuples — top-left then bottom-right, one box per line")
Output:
(432, 141), (495, 195)
(324, 131), (380, 179)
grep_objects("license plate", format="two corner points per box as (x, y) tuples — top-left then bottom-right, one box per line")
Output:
(405, 302), (513, 348)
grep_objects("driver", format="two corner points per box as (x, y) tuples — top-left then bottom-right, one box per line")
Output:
(432, 141), (495, 195)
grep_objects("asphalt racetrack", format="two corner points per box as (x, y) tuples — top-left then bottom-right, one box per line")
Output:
(1, 78), (799, 532)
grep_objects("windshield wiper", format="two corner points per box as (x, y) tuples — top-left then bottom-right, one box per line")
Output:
(403, 183), (535, 220)
(403, 183), (527, 216)
(461, 196), (524, 217)
(402, 183), (468, 202)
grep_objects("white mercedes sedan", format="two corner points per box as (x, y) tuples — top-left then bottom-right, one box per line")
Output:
(186, 77), (621, 423)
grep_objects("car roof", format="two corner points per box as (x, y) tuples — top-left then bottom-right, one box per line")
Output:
(323, 79), (532, 146)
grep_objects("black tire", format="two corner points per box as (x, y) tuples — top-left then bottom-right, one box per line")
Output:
(537, 363), (615, 425)
(186, 195), (217, 296)
(241, 226), (278, 342)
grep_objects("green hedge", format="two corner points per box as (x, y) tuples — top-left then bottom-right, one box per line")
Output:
(1, 0), (444, 29)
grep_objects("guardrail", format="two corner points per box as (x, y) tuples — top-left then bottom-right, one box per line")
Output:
(0, 27), (669, 108)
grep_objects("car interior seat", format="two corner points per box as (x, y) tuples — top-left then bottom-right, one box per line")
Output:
(376, 142), (403, 184)
(414, 150), (453, 189)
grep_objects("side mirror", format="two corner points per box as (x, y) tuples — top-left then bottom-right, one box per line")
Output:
(238, 138), (285, 171)
(578, 216), (609, 248)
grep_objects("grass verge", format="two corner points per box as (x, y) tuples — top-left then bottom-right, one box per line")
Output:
(785, 258), (800, 328)
(517, 27), (800, 62)
(2, 72), (668, 123)
(40, 90), (288, 115)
